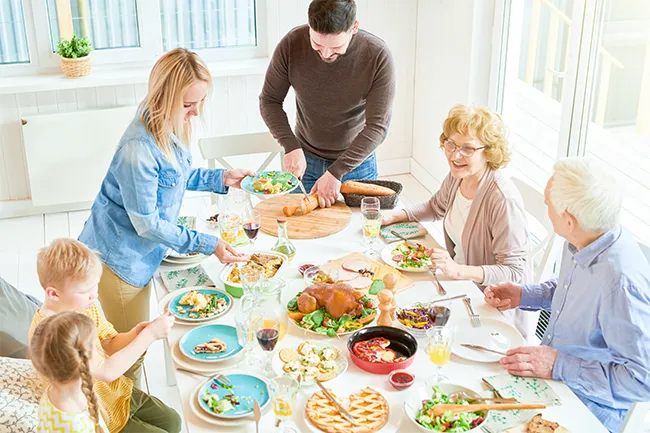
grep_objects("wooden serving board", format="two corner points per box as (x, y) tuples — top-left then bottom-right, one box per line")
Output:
(319, 252), (414, 294)
(255, 195), (352, 239)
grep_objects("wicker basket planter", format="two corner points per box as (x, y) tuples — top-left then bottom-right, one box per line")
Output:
(60, 54), (92, 78)
(341, 179), (403, 209)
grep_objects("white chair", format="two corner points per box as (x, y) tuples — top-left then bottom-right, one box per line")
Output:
(620, 401), (650, 432)
(638, 242), (650, 265)
(511, 176), (561, 343)
(198, 132), (284, 204)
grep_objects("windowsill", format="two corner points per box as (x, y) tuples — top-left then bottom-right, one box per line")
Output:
(0, 57), (270, 95)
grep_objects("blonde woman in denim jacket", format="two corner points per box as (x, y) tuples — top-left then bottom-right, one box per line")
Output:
(79, 49), (253, 382)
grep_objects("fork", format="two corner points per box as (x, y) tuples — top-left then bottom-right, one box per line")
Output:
(213, 373), (232, 386)
(428, 265), (447, 296)
(463, 297), (481, 328)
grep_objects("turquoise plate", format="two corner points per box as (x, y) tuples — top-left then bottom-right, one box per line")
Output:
(169, 289), (232, 322)
(240, 170), (299, 196)
(179, 324), (243, 362)
(198, 373), (270, 418)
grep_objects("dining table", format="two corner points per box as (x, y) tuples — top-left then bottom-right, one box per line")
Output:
(154, 203), (607, 433)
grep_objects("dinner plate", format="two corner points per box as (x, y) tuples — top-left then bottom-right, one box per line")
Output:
(189, 376), (271, 428)
(451, 318), (524, 363)
(381, 241), (431, 273)
(162, 254), (207, 266)
(172, 339), (242, 374)
(197, 373), (270, 419)
(271, 342), (348, 386)
(168, 288), (232, 322)
(240, 170), (299, 197)
(179, 324), (243, 363)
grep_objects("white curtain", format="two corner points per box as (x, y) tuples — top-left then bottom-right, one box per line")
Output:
(0, 0), (29, 64)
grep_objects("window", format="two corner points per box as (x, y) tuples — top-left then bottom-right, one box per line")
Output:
(0, 0), (263, 73)
(46, 0), (140, 51)
(0, 0), (29, 64)
(160, 0), (257, 51)
(585, 0), (650, 244)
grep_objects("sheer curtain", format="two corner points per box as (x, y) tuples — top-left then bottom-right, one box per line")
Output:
(0, 0), (29, 64)
(160, 0), (257, 51)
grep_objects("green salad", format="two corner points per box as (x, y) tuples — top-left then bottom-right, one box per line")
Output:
(287, 293), (377, 337)
(416, 386), (486, 432)
(391, 242), (433, 269)
(251, 171), (296, 194)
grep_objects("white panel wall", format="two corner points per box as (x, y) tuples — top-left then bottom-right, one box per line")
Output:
(411, 0), (495, 188)
(0, 0), (417, 216)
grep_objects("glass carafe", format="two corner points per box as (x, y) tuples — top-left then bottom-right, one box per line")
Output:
(272, 217), (296, 261)
(241, 279), (289, 377)
(223, 188), (254, 246)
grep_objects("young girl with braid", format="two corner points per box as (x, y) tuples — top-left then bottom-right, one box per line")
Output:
(30, 312), (109, 433)
(28, 238), (181, 433)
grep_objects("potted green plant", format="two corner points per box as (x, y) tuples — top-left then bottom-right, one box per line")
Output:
(56, 34), (93, 78)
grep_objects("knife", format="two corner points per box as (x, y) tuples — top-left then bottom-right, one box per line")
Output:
(297, 179), (309, 200)
(315, 381), (359, 426)
(427, 293), (467, 305)
(461, 343), (507, 356)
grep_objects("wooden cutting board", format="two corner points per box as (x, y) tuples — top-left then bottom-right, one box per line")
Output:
(320, 252), (414, 294)
(255, 195), (352, 239)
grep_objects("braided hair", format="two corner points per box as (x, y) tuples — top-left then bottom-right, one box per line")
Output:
(30, 311), (106, 433)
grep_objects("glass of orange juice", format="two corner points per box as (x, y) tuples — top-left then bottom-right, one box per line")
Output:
(427, 325), (454, 383)
(270, 376), (299, 432)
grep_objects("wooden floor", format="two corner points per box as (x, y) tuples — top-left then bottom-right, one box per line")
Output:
(0, 173), (440, 431)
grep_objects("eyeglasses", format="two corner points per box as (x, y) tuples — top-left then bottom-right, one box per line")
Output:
(441, 138), (486, 157)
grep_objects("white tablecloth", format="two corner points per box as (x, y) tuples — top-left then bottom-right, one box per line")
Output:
(156, 208), (606, 433)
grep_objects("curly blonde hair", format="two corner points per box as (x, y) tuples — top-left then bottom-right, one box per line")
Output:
(37, 238), (102, 290)
(439, 104), (511, 170)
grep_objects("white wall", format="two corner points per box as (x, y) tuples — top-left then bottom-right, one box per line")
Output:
(411, 0), (495, 189)
(0, 0), (417, 217)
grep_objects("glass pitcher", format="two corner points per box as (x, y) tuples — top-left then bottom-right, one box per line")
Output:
(222, 188), (254, 246)
(241, 278), (289, 376)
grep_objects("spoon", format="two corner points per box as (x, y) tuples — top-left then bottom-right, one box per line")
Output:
(449, 390), (517, 404)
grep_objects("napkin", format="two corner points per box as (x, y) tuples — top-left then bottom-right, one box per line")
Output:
(481, 374), (562, 433)
(161, 265), (214, 292)
(380, 222), (427, 242)
(177, 215), (196, 230)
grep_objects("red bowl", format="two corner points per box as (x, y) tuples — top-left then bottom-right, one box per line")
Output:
(347, 326), (418, 374)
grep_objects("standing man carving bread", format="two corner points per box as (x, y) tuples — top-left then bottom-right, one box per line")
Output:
(259, 0), (396, 208)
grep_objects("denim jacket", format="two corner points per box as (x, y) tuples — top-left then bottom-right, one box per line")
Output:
(79, 115), (226, 288)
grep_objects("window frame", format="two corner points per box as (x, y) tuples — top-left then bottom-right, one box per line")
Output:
(0, 0), (268, 76)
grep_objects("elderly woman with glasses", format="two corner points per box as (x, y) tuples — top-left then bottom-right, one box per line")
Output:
(383, 104), (529, 287)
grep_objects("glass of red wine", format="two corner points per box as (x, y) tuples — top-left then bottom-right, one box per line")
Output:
(243, 210), (262, 247)
(256, 320), (280, 377)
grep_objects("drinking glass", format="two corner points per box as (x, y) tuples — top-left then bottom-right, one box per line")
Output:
(234, 310), (263, 371)
(270, 376), (300, 433)
(242, 209), (262, 247)
(218, 212), (241, 245)
(239, 263), (265, 294)
(426, 325), (455, 383)
(361, 197), (381, 258)
(255, 319), (281, 377)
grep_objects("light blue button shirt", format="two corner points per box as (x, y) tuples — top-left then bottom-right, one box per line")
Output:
(520, 225), (650, 432)
(79, 115), (226, 288)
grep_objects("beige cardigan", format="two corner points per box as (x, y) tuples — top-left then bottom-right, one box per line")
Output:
(406, 169), (530, 286)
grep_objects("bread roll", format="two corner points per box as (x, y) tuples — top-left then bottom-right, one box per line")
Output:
(340, 181), (395, 196)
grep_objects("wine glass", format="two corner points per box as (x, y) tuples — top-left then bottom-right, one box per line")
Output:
(235, 310), (263, 371)
(242, 210), (262, 247)
(256, 319), (281, 377)
(270, 376), (300, 433)
(361, 197), (381, 258)
(426, 325), (455, 383)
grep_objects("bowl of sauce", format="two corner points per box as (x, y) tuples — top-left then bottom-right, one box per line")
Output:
(388, 369), (415, 390)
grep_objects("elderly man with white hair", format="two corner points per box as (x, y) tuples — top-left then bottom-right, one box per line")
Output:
(484, 157), (650, 432)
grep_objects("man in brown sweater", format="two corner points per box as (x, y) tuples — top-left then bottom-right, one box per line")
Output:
(259, 0), (396, 207)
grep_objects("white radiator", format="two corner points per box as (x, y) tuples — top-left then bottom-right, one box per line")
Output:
(21, 106), (136, 207)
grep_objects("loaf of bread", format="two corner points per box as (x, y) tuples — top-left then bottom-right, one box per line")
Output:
(527, 414), (560, 433)
(340, 181), (395, 196)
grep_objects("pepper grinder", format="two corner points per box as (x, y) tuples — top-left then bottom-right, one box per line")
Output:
(377, 289), (396, 327)
(383, 273), (399, 308)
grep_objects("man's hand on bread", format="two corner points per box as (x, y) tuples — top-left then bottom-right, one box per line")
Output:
(312, 171), (341, 208)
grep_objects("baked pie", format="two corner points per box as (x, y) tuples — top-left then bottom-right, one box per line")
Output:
(193, 338), (227, 354)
